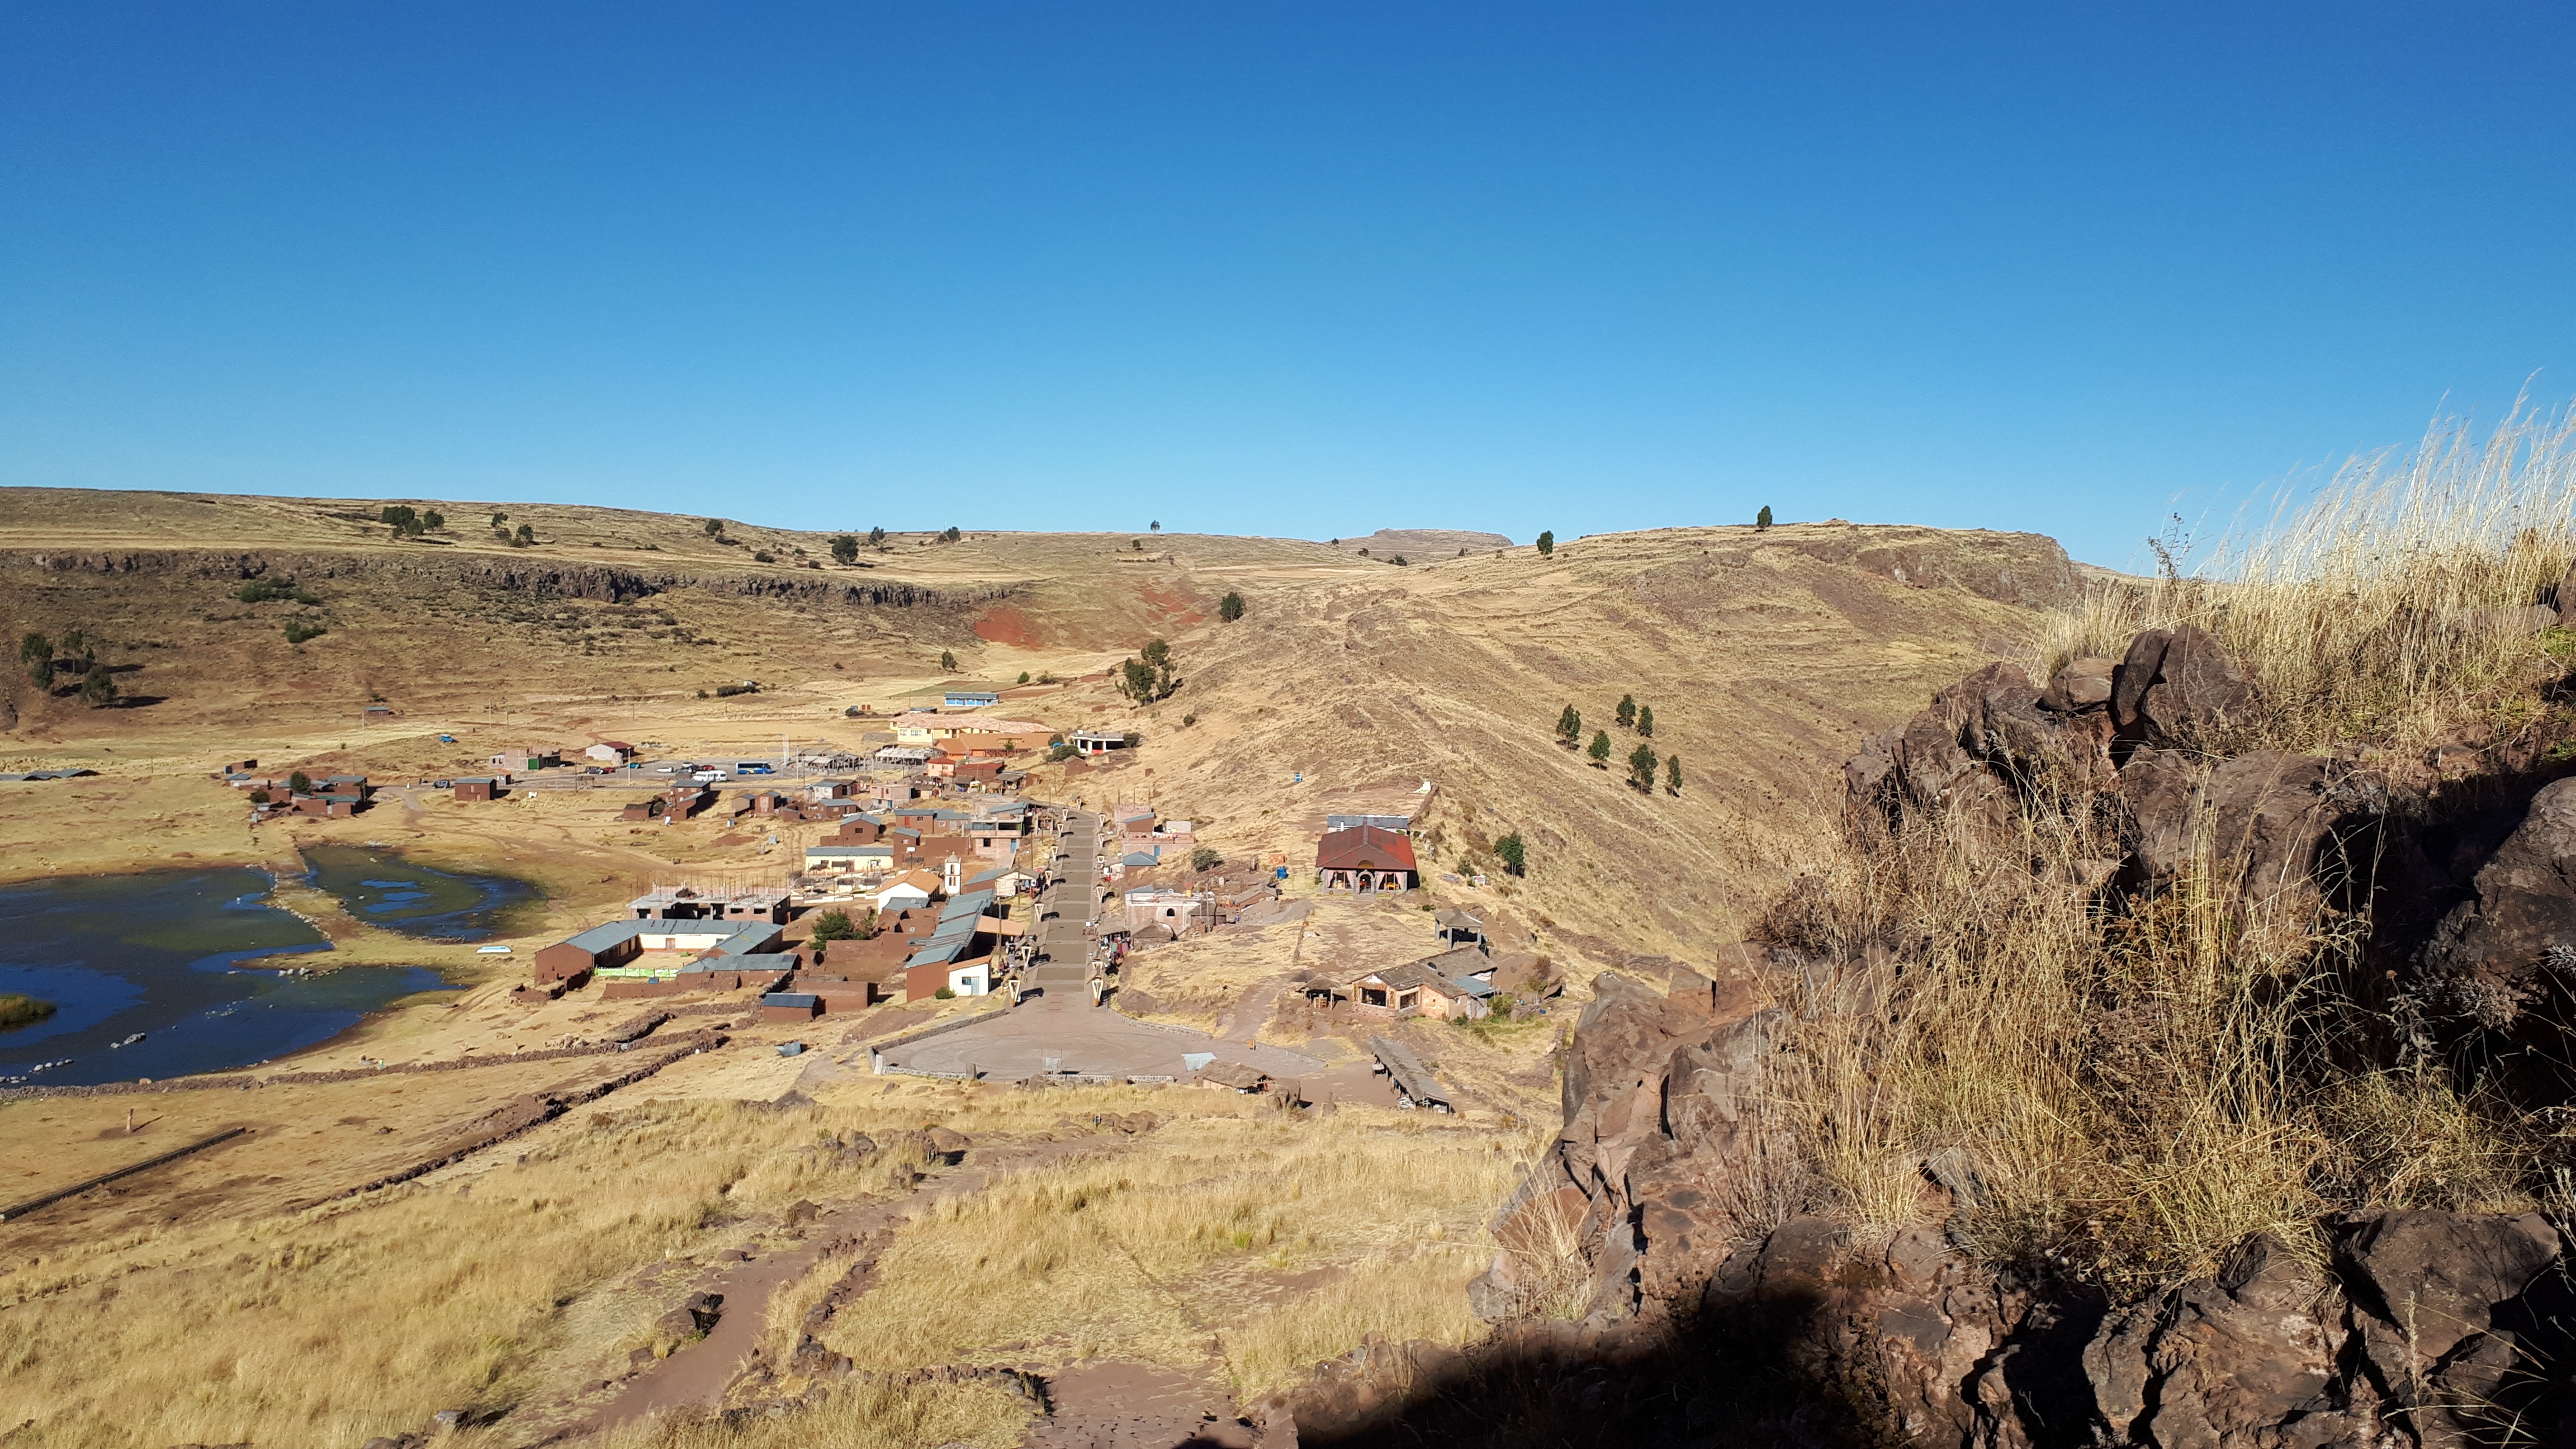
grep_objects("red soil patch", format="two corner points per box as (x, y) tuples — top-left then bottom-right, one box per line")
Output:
(973, 607), (1040, 647)
(1136, 582), (1206, 626)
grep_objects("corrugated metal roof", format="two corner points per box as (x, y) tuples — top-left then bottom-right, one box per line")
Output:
(558, 918), (781, 957)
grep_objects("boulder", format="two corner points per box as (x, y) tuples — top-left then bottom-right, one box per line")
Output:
(2336, 1211), (2559, 1365)
(2122, 749), (2383, 912)
(2110, 628), (2171, 730)
(2418, 776), (2576, 1030)
(2137, 624), (2259, 743)
(2083, 1235), (2357, 1447)
(656, 1290), (723, 1341)
(2040, 655), (2116, 712)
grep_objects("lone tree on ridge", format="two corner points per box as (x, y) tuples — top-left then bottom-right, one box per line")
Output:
(1756, 505), (1773, 531)
(1535, 531), (1554, 556)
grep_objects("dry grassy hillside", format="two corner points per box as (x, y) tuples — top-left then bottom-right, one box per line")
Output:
(0, 487), (1382, 741)
(1049, 523), (2073, 962)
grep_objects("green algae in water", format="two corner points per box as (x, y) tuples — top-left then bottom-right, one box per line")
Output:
(0, 992), (58, 1030)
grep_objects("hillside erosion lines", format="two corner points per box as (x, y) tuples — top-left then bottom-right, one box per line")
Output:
(8, 548), (1028, 610)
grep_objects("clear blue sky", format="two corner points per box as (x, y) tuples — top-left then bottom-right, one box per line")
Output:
(4, 4), (2572, 569)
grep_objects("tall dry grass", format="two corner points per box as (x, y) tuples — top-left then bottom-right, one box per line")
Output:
(0, 1087), (1182, 1449)
(2038, 401), (2576, 754)
(1764, 799), (2344, 1287)
(596, 1377), (1032, 1449)
(1763, 406), (2576, 1287)
(815, 1107), (1516, 1395)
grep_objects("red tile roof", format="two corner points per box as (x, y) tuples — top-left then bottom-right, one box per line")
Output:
(1315, 824), (1418, 873)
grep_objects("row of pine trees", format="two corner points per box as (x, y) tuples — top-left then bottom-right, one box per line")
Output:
(1555, 693), (1680, 794)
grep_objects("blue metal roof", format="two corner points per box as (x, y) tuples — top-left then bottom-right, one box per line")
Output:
(763, 993), (819, 1007)
(904, 934), (970, 967)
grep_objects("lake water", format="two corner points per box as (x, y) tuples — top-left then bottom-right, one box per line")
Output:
(301, 845), (538, 941)
(0, 869), (455, 1088)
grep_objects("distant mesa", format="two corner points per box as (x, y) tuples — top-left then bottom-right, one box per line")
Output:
(1327, 528), (1514, 556)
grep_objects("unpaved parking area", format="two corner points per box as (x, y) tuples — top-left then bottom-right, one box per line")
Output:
(881, 993), (1322, 1083)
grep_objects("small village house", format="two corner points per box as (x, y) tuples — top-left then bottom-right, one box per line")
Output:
(1316, 823), (1418, 893)
(586, 742), (636, 765)
(454, 777), (499, 802)
(1123, 887), (1208, 937)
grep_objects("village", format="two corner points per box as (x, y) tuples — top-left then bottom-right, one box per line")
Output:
(196, 688), (1564, 1115)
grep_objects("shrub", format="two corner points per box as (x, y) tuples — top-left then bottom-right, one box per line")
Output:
(288, 771), (312, 794)
(512, 523), (534, 546)
(939, 650), (959, 673)
(1190, 846), (1221, 871)
(1017, 671), (1031, 684)
(715, 682), (759, 698)
(940, 525), (962, 543)
(830, 534), (860, 565)
(934, 986), (956, 1000)
(1047, 744), (1077, 763)
(810, 910), (858, 943)
(284, 619), (326, 644)
(752, 551), (775, 564)
(235, 578), (317, 605)
(78, 665), (117, 708)
(1218, 591), (1245, 622)
(868, 525), (887, 547)
(18, 631), (50, 686)
(704, 518), (725, 536)
(248, 789), (270, 804)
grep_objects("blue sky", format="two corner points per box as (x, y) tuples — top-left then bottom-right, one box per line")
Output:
(3, 4), (2571, 569)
